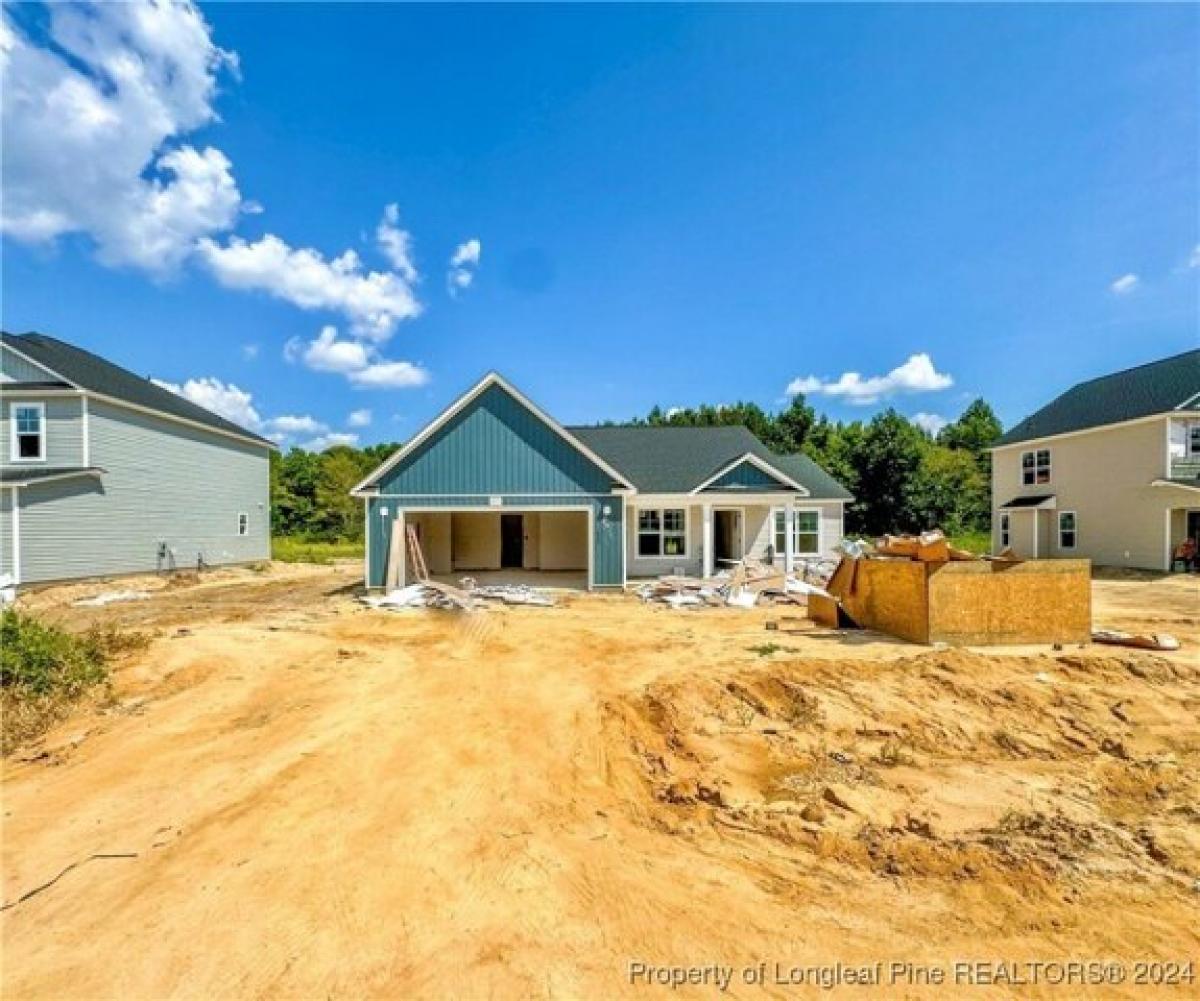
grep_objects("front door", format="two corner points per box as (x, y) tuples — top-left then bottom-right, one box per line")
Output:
(500, 514), (524, 568)
(714, 509), (742, 567)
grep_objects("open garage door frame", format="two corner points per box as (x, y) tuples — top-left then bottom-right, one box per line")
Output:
(395, 504), (595, 589)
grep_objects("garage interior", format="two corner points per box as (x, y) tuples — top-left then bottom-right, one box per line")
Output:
(405, 510), (590, 589)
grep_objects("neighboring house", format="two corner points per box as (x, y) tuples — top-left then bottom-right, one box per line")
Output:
(351, 372), (851, 589)
(1, 332), (274, 586)
(991, 349), (1200, 571)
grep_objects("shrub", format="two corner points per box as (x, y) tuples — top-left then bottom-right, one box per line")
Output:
(1, 610), (147, 753)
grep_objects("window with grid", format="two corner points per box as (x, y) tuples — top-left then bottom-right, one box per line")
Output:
(1058, 511), (1076, 549)
(237, 513), (249, 537)
(1021, 448), (1051, 485)
(11, 404), (44, 460)
(773, 509), (820, 555)
(637, 508), (686, 557)
(999, 513), (1010, 548)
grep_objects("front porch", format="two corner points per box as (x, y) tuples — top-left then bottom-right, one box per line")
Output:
(625, 495), (842, 580)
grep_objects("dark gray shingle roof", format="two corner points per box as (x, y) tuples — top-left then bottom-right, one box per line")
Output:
(569, 424), (852, 498)
(2, 332), (274, 447)
(997, 349), (1200, 447)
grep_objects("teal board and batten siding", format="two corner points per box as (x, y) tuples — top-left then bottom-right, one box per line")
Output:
(367, 384), (626, 587)
(702, 459), (792, 492)
(13, 399), (269, 584)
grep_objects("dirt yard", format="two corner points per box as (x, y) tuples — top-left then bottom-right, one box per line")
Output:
(2, 565), (1198, 999)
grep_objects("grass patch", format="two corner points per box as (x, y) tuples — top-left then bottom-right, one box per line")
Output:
(0, 610), (148, 754)
(948, 530), (992, 555)
(747, 642), (784, 657)
(272, 536), (364, 564)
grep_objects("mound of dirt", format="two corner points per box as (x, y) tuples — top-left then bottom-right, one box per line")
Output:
(611, 649), (1200, 896)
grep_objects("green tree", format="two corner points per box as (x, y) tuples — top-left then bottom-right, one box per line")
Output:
(847, 409), (928, 535)
(772, 393), (816, 453)
(938, 399), (1002, 466)
(909, 445), (989, 534)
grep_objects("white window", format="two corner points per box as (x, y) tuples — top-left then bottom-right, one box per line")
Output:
(10, 402), (45, 461)
(1058, 511), (1076, 550)
(637, 508), (686, 557)
(999, 512), (1010, 548)
(1190, 424), (1200, 457)
(773, 508), (820, 555)
(237, 512), (249, 537)
(1021, 448), (1051, 485)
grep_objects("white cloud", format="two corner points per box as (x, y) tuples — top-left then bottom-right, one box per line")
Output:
(241, 343), (260, 360)
(152, 376), (261, 430)
(785, 352), (953, 406)
(1188, 245), (1200, 269)
(1110, 273), (1139, 295)
(347, 408), (372, 428)
(284, 326), (430, 390)
(198, 234), (421, 340)
(1, 1), (244, 271)
(447, 238), (482, 294)
(376, 204), (418, 283)
(267, 414), (327, 435)
(301, 431), (359, 452)
(912, 412), (948, 435)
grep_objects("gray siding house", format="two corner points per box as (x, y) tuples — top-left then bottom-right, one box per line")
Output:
(1, 332), (273, 586)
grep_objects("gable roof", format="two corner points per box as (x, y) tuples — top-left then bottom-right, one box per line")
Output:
(2, 332), (274, 448)
(996, 349), (1200, 447)
(351, 372), (636, 495)
(569, 424), (853, 498)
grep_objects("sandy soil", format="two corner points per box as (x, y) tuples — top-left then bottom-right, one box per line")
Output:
(2, 566), (1197, 999)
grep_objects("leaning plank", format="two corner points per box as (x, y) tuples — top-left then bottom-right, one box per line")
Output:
(385, 517), (405, 590)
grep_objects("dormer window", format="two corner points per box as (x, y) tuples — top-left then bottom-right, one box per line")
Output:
(10, 403), (45, 462)
(1020, 448), (1050, 485)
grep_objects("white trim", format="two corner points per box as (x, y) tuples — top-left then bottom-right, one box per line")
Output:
(711, 505), (746, 565)
(1175, 390), (1200, 410)
(350, 372), (636, 496)
(379, 503), (596, 590)
(689, 452), (810, 495)
(1163, 508), (1172, 572)
(631, 504), (690, 560)
(85, 392), (275, 451)
(0, 341), (79, 387)
(237, 511), (250, 537)
(10, 487), (20, 585)
(81, 395), (90, 467)
(990, 413), (1172, 452)
(363, 496), (371, 584)
(1019, 447), (1051, 487)
(618, 494), (628, 587)
(629, 490), (824, 506)
(1151, 478), (1200, 493)
(9, 401), (46, 463)
(772, 504), (823, 561)
(1032, 509), (1038, 559)
(702, 502), (714, 578)
(1057, 510), (1077, 551)
(0, 388), (81, 397)
(999, 511), (1011, 549)
(0, 468), (103, 489)
(370, 491), (612, 499)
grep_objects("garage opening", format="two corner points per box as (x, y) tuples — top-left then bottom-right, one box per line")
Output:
(403, 510), (590, 589)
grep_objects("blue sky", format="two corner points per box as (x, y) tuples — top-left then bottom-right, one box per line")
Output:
(3, 2), (1196, 449)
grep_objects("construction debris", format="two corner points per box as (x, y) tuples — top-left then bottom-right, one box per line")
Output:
(637, 557), (833, 610)
(466, 583), (555, 607)
(361, 580), (480, 613)
(1091, 629), (1181, 652)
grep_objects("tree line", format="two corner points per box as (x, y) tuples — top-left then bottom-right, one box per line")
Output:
(270, 394), (1002, 541)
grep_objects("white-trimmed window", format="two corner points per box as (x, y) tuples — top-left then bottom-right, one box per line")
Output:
(1190, 424), (1200, 457)
(637, 508), (686, 557)
(1021, 448), (1051, 485)
(237, 512), (249, 537)
(10, 402), (45, 461)
(999, 512), (1010, 548)
(1058, 511), (1076, 550)
(773, 508), (820, 555)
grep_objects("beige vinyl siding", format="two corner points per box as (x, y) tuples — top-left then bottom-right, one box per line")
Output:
(743, 502), (844, 564)
(992, 417), (1172, 569)
(626, 503), (704, 577)
(16, 399), (269, 584)
(0, 396), (83, 467)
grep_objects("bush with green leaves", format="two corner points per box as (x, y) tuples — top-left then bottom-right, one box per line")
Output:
(0, 610), (110, 696)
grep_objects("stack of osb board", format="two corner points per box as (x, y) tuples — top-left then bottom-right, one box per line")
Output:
(810, 558), (1091, 646)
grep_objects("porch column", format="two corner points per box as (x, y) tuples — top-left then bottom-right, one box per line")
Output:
(1031, 509), (1038, 559)
(702, 502), (714, 578)
(784, 501), (796, 574)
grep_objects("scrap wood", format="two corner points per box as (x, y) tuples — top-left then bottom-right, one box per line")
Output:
(1091, 629), (1180, 652)
(73, 590), (151, 607)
